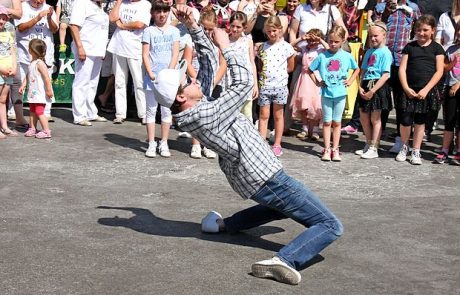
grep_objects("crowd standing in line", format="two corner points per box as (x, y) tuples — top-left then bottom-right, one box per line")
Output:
(0, 0), (459, 167)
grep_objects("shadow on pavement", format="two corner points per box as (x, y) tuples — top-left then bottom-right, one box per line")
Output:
(97, 206), (288, 252)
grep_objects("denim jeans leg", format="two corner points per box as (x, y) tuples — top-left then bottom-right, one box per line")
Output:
(251, 170), (343, 270)
(223, 204), (286, 234)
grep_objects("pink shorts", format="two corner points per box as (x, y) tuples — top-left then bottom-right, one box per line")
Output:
(29, 103), (46, 116)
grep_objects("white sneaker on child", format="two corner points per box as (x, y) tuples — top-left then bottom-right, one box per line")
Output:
(202, 147), (217, 159)
(355, 143), (369, 156)
(361, 146), (379, 159)
(190, 145), (202, 159)
(158, 141), (171, 157)
(201, 211), (222, 233)
(145, 141), (157, 158)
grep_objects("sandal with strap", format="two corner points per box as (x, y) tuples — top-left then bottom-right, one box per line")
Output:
(1, 128), (18, 137)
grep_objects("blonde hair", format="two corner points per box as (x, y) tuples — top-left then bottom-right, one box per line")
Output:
(263, 15), (283, 32)
(200, 5), (217, 24)
(328, 25), (346, 40)
(370, 20), (388, 34)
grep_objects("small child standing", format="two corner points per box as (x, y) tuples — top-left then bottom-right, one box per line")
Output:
(56, 0), (74, 53)
(142, 2), (180, 158)
(290, 29), (328, 141)
(356, 21), (393, 159)
(397, 15), (445, 165)
(228, 11), (258, 121)
(436, 22), (460, 165)
(0, 6), (17, 138)
(19, 39), (54, 139)
(257, 15), (296, 157)
(309, 25), (360, 162)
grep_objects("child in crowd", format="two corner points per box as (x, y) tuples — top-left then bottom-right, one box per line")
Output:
(0, 6), (17, 138)
(257, 15), (296, 157)
(228, 11), (258, 121)
(19, 39), (54, 139)
(55, 0), (74, 53)
(199, 6), (227, 98)
(0, 5), (18, 139)
(291, 28), (328, 141)
(356, 21), (392, 159)
(14, 0), (58, 122)
(435, 22), (460, 165)
(309, 25), (360, 162)
(142, 1), (180, 158)
(108, 0), (151, 124)
(397, 15), (445, 165)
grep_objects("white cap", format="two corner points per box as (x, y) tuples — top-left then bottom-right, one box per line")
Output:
(153, 59), (187, 108)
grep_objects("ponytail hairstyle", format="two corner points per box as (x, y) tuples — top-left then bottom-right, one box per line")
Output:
(29, 39), (48, 66)
(230, 11), (248, 27)
(328, 25), (347, 41)
(200, 5), (217, 25)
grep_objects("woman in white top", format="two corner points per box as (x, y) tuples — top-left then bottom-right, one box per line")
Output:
(69, 0), (109, 126)
(436, 0), (460, 49)
(1, 0), (24, 128)
(286, 0), (347, 132)
(107, 0), (151, 124)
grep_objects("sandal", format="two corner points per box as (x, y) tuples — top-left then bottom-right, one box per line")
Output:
(15, 123), (29, 131)
(1, 128), (18, 137)
(0, 131), (6, 139)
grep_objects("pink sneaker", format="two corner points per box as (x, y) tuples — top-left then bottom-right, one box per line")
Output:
(35, 130), (51, 139)
(341, 125), (358, 135)
(24, 128), (36, 137)
(272, 145), (283, 157)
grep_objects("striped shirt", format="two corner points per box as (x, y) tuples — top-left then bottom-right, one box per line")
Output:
(174, 27), (282, 199)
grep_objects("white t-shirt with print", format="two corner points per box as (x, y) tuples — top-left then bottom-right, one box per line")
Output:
(229, 1), (259, 18)
(293, 4), (341, 37)
(15, 2), (58, 65)
(107, 0), (152, 59)
(70, 0), (109, 57)
(258, 40), (295, 89)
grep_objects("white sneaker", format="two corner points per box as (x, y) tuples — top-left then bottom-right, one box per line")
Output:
(158, 141), (171, 157)
(410, 150), (422, 165)
(395, 144), (408, 162)
(190, 145), (202, 159)
(202, 147), (216, 159)
(355, 143), (369, 156)
(389, 136), (402, 154)
(251, 256), (301, 285)
(178, 131), (192, 138)
(145, 141), (157, 158)
(201, 211), (222, 233)
(361, 145), (379, 159)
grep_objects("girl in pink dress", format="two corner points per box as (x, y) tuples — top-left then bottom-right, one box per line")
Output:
(290, 29), (328, 140)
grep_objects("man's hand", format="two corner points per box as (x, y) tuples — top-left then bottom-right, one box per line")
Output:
(212, 28), (230, 51)
(172, 5), (198, 29)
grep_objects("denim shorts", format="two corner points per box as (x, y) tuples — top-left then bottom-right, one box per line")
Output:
(258, 87), (289, 106)
(322, 96), (346, 123)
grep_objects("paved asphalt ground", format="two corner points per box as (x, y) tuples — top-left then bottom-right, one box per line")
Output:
(0, 108), (458, 295)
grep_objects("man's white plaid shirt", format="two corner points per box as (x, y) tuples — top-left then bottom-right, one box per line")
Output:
(174, 27), (282, 199)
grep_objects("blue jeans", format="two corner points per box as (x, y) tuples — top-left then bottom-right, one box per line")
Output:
(224, 170), (343, 270)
